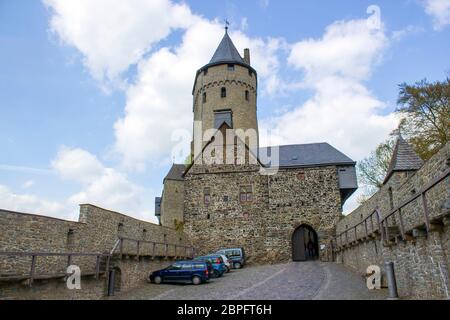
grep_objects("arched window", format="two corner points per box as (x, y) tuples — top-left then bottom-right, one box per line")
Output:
(202, 92), (206, 103)
(221, 87), (226, 98)
(245, 90), (249, 101)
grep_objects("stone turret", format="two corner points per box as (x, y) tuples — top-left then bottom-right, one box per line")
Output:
(191, 29), (259, 160)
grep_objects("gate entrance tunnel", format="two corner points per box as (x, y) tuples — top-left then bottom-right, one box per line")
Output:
(292, 225), (319, 261)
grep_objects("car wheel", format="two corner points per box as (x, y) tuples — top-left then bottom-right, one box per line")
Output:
(226, 266), (230, 273)
(234, 262), (242, 269)
(192, 276), (202, 285)
(154, 276), (162, 284)
(212, 269), (220, 278)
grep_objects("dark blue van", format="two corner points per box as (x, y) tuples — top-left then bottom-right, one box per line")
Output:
(149, 261), (211, 285)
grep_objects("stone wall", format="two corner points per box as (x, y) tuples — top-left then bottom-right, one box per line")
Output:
(335, 143), (450, 299)
(192, 63), (259, 154)
(160, 179), (185, 229)
(184, 163), (343, 263)
(0, 204), (190, 299)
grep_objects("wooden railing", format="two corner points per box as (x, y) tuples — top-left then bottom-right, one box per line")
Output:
(115, 237), (196, 260)
(0, 251), (111, 287)
(330, 167), (449, 253)
(0, 238), (197, 287)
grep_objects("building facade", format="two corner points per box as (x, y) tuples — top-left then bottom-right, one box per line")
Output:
(158, 30), (358, 263)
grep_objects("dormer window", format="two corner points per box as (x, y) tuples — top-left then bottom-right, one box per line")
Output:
(227, 64), (235, 71)
(221, 87), (227, 98)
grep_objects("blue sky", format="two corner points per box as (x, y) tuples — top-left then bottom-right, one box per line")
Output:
(0, 0), (449, 222)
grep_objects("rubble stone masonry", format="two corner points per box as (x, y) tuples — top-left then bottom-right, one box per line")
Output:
(335, 143), (450, 299)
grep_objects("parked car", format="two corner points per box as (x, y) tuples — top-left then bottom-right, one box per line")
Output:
(149, 261), (211, 285)
(215, 248), (246, 269)
(193, 255), (227, 278)
(218, 254), (231, 273)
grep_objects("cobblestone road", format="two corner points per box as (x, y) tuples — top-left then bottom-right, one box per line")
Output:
(111, 262), (387, 300)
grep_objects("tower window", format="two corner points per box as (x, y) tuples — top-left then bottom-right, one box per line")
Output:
(214, 110), (232, 128)
(67, 229), (75, 249)
(204, 187), (211, 206)
(245, 90), (249, 101)
(248, 69), (253, 77)
(227, 64), (235, 71)
(203, 68), (208, 76)
(202, 92), (207, 103)
(240, 186), (253, 203)
(388, 187), (394, 210)
(221, 87), (227, 98)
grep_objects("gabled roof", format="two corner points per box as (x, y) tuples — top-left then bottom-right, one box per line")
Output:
(209, 31), (245, 65)
(258, 143), (356, 168)
(383, 136), (423, 184)
(164, 164), (185, 182)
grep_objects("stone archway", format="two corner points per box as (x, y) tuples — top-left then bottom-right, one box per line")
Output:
(292, 224), (319, 261)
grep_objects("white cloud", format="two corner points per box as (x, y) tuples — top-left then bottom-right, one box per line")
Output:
(43, 0), (195, 84)
(392, 25), (424, 41)
(44, 1), (284, 169)
(0, 184), (67, 219)
(22, 180), (35, 189)
(52, 147), (156, 221)
(288, 19), (387, 81)
(52, 146), (104, 183)
(423, 0), (450, 30)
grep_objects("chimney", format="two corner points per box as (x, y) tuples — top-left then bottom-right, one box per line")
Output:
(243, 48), (250, 65)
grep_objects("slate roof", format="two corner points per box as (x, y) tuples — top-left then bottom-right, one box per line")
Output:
(258, 143), (355, 168)
(384, 136), (423, 184)
(164, 164), (186, 181)
(209, 31), (245, 65)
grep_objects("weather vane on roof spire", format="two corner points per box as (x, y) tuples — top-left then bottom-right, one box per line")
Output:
(224, 19), (230, 33)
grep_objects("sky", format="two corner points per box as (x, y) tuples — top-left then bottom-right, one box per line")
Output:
(0, 0), (449, 223)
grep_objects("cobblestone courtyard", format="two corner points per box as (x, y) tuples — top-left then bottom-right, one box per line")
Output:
(111, 262), (387, 300)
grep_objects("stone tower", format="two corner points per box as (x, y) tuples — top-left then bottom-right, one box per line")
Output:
(191, 28), (259, 160)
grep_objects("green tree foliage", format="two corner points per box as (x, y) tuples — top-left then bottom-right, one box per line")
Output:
(357, 134), (395, 197)
(357, 76), (449, 200)
(397, 77), (450, 160)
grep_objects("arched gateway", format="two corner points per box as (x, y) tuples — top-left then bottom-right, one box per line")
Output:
(292, 225), (319, 261)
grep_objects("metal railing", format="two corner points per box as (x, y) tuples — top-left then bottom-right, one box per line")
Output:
(330, 167), (449, 253)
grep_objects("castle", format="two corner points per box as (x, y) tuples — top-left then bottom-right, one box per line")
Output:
(156, 29), (359, 262)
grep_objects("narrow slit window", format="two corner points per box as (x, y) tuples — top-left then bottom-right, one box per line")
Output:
(204, 187), (211, 206)
(221, 87), (227, 98)
(245, 90), (249, 101)
(202, 92), (207, 103)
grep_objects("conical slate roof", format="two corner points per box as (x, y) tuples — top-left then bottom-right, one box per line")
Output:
(384, 135), (423, 184)
(209, 31), (245, 65)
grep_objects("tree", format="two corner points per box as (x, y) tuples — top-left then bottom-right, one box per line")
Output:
(357, 76), (449, 200)
(397, 77), (450, 160)
(357, 134), (395, 197)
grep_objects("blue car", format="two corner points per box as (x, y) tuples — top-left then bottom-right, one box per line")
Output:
(149, 261), (211, 285)
(194, 255), (227, 278)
